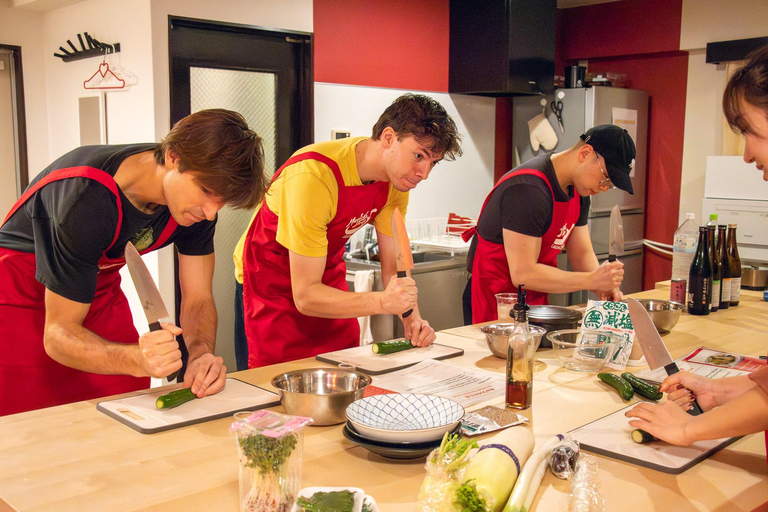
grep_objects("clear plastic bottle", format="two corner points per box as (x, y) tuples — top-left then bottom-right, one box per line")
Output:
(672, 213), (699, 288)
(706, 213), (719, 247)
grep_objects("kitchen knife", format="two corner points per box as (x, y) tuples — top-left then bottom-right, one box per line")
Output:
(391, 208), (414, 319)
(608, 204), (624, 263)
(124, 242), (181, 381)
(626, 298), (702, 415)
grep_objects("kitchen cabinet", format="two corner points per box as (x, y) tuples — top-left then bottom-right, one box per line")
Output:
(449, 0), (556, 96)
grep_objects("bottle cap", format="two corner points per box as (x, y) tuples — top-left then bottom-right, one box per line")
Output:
(685, 213), (695, 220)
(513, 284), (529, 319)
(709, 214), (718, 220)
(728, 223), (737, 228)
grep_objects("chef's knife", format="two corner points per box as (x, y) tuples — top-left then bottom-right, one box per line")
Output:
(124, 242), (181, 381)
(608, 204), (624, 263)
(391, 208), (414, 319)
(626, 298), (702, 415)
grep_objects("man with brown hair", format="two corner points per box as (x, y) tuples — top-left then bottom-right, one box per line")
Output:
(234, 93), (462, 368)
(0, 109), (266, 415)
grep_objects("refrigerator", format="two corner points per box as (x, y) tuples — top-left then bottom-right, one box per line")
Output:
(512, 87), (649, 305)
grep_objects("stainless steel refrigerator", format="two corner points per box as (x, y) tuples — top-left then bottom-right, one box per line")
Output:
(512, 87), (648, 305)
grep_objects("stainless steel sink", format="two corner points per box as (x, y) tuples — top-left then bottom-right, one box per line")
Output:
(345, 250), (454, 267)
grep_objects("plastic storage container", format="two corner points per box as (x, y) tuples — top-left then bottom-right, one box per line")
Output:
(672, 213), (698, 289)
(231, 410), (313, 512)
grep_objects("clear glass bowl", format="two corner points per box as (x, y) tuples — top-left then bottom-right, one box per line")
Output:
(547, 329), (621, 372)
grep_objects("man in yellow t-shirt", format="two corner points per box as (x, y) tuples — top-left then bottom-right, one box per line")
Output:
(234, 94), (463, 368)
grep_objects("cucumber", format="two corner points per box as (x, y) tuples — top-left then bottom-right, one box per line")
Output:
(156, 388), (197, 409)
(622, 372), (663, 401)
(597, 372), (634, 401)
(371, 339), (414, 355)
(631, 429), (656, 444)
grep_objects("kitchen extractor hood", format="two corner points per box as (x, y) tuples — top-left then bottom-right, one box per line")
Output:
(449, 0), (556, 96)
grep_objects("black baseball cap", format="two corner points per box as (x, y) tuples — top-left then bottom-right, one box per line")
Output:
(579, 125), (636, 195)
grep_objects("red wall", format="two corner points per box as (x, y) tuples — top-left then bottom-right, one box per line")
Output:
(559, 0), (687, 291)
(314, 0), (450, 91)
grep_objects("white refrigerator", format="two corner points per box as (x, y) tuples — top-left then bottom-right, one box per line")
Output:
(512, 87), (649, 305)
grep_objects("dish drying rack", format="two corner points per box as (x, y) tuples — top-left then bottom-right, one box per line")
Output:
(406, 214), (475, 255)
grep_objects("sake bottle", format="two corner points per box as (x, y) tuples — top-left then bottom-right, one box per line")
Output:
(687, 226), (711, 315)
(727, 224), (742, 307)
(718, 225), (731, 310)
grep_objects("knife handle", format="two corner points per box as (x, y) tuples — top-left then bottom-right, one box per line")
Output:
(665, 362), (703, 416)
(397, 270), (413, 318)
(148, 321), (180, 381)
(608, 255), (617, 263)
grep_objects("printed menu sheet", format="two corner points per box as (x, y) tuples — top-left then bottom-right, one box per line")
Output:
(363, 359), (505, 408)
(635, 347), (767, 384)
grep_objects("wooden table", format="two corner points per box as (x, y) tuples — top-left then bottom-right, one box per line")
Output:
(1, 286), (767, 511)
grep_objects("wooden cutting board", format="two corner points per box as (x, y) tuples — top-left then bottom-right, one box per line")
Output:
(97, 378), (280, 434)
(316, 343), (464, 375)
(569, 404), (739, 474)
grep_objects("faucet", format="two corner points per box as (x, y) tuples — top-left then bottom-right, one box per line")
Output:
(362, 225), (377, 261)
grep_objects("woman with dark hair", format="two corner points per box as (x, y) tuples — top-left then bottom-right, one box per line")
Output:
(626, 46), (768, 460)
(0, 109), (266, 415)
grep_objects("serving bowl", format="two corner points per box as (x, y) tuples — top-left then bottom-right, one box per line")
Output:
(479, 323), (548, 358)
(345, 393), (464, 443)
(271, 368), (372, 426)
(547, 329), (621, 372)
(636, 299), (684, 332)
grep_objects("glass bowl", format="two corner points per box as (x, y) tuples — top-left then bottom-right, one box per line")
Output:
(547, 329), (621, 372)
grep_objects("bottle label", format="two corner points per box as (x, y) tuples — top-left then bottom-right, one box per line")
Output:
(721, 277), (732, 302)
(712, 280), (720, 309)
(674, 233), (697, 253)
(731, 278), (741, 302)
(687, 276), (709, 314)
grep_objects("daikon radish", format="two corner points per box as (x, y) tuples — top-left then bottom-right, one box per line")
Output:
(455, 426), (535, 512)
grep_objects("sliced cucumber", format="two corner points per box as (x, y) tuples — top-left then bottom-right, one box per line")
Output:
(371, 339), (414, 355)
(597, 372), (634, 401)
(622, 372), (663, 401)
(156, 388), (197, 409)
(631, 429), (656, 444)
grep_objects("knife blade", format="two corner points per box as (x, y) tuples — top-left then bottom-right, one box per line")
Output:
(391, 208), (414, 318)
(124, 242), (180, 380)
(626, 298), (702, 415)
(608, 204), (624, 262)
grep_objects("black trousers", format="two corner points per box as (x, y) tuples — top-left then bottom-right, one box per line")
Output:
(234, 281), (249, 371)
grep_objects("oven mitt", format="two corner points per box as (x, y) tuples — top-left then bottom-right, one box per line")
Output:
(528, 113), (558, 152)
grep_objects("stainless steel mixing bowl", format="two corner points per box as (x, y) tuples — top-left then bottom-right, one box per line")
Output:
(480, 323), (547, 358)
(271, 368), (372, 426)
(636, 299), (684, 332)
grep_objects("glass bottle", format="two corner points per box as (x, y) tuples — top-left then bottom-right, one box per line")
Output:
(687, 226), (711, 315)
(506, 285), (533, 409)
(707, 225), (720, 312)
(727, 224), (742, 307)
(718, 225), (731, 310)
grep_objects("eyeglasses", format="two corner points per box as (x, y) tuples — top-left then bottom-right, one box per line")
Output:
(595, 153), (615, 190)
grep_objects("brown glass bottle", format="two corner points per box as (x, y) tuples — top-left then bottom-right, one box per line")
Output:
(687, 226), (711, 315)
(707, 226), (720, 312)
(718, 225), (731, 310)
(727, 224), (742, 307)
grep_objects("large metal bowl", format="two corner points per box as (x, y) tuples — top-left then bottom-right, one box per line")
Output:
(636, 299), (684, 332)
(479, 323), (548, 358)
(271, 368), (372, 426)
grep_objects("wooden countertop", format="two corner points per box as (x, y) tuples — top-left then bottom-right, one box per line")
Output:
(1, 286), (767, 511)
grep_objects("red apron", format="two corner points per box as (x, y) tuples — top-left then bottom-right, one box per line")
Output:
(464, 169), (581, 323)
(0, 167), (177, 416)
(242, 152), (390, 368)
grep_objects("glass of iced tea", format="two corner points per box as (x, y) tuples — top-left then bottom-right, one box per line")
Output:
(495, 293), (518, 321)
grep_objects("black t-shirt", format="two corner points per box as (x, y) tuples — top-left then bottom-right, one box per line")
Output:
(0, 144), (216, 303)
(468, 153), (590, 268)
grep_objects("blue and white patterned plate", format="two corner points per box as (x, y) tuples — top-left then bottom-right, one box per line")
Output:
(345, 393), (464, 443)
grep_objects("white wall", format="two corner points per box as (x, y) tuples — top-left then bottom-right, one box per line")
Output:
(678, 0), (768, 225)
(314, 83), (496, 222)
(0, 3), (50, 174)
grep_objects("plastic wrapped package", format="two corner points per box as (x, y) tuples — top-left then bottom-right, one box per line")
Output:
(230, 410), (313, 512)
(567, 454), (605, 512)
(549, 438), (580, 480)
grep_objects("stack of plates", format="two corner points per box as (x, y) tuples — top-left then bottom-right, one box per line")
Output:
(343, 393), (465, 459)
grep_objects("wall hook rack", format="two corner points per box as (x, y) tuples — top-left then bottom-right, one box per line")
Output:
(53, 32), (121, 63)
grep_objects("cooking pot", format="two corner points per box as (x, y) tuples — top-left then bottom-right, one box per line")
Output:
(742, 266), (768, 290)
(528, 305), (583, 348)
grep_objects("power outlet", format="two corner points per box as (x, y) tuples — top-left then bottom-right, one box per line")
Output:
(331, 130), (350, 140)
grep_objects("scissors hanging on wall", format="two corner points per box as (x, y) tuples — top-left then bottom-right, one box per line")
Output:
(550, 92), (565, 133)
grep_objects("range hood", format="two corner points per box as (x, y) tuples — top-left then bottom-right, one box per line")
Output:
(449, 0), (556, 96)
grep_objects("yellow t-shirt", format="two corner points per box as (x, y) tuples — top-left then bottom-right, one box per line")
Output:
(233, 137), (409, 283)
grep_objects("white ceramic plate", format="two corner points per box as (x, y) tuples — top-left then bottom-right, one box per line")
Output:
(345, 393), (464, 443)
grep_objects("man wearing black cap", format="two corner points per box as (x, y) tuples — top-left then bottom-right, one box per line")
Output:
(462, 124), (635, 324)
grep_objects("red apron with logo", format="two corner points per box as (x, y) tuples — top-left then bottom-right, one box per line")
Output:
(0, 167), (177, 416)
(464, 169), (581, 323)
(242, 152), (390, 368)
